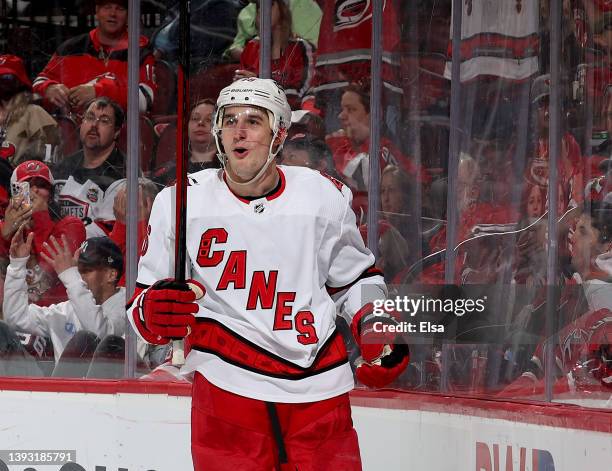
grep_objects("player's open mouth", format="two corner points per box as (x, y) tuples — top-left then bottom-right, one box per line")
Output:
(233, 147), (249, 158)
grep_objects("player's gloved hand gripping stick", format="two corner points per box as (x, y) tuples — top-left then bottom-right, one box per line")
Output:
(140, 279), (204, 344)
(352, 306), (410, 388)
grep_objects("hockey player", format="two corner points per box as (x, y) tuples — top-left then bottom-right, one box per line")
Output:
(127, 78), (409, 470)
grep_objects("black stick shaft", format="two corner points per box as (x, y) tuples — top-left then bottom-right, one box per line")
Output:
(172, 0), (191, 366)
(175, 0), (190, 282)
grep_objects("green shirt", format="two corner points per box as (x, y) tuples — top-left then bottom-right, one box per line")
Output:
(225, 0), (322, 58)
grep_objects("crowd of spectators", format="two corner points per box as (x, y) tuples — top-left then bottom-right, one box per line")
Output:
(0, 0), (609, 402)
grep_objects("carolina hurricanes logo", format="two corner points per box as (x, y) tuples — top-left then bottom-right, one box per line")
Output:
(0, 141), (16, 160)
(333, 0), (385, 32)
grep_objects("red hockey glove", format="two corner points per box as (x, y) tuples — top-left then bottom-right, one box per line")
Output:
(141, 279), (202, 343)
(352, 308), (410, 388)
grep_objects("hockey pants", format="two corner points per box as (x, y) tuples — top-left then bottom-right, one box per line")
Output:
(191, 373), (363, 471)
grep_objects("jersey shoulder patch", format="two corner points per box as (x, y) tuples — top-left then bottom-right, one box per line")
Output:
(318, 171), (344, 193)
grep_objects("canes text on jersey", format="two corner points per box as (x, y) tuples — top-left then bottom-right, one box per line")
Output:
(197, 228), (319, 345)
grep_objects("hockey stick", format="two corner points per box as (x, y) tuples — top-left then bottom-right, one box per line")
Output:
(172, 0), (191, 366)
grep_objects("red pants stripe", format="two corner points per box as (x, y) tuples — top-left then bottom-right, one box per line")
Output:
(191, 374), (363, 471)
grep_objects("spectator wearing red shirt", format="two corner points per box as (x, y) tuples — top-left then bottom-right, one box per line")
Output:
(33, 0), (156, 114)
(0, 161), (85, 306)
(325, 81), (425, 191)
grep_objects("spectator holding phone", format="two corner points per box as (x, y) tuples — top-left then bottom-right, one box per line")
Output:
(0, 161), (86, 306)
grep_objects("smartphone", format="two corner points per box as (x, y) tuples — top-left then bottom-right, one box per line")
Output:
(13, 181), (31, 205)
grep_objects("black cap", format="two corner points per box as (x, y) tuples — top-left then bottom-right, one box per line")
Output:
(78, 237), (124, 275)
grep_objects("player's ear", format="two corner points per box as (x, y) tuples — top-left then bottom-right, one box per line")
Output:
(106, 267), (119, 284)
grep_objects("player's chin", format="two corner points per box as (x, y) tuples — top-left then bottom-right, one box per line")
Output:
(225, 161), (250, 179)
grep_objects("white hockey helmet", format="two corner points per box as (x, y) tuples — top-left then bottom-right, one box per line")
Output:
(212, 78), (292, 184)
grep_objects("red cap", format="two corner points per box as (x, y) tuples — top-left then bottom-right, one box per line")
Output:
(11, 160), (54, 193)
(0, 55), (32, 89)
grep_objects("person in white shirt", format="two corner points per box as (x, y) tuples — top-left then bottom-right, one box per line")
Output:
(3, 231), (126, 369)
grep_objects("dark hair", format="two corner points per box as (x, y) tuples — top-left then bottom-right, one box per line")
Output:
(85, 97), (125, 130)
(586, 200), (612, 244)
(192, 98), (215, 110)
(343, 79), (371, 114)
(284, 136), (333, 169)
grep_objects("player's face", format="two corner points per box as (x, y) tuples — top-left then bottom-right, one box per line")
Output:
(96, 2), (128, 38)
(338, 91), (370, 145)
(80, 103), (119, 153)
(188, 103), (214, 149)
(220, 105), (274, 182)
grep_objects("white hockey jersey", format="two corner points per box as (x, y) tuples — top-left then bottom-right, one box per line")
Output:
(54, 177), (124, 238)
(3, 257), (126, 361)
(443, 0), (539, 81)
(128, 166), (386, 402)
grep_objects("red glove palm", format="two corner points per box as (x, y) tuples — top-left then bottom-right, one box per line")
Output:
(141, 279), (201, 342)
(352, 310), (410, 388)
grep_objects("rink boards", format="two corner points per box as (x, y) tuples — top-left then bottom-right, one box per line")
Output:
(0, 378), (610, 471)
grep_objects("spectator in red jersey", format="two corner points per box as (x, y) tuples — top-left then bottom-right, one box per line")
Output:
(526, 74), (584, 209)
(234, 0), (315, 109)
(501, 201), (612, 396)
(0, 161), (86, 306)
(326, 80), (425, 192)
(419, 153), (518, 285)
(306, 0), (401, 133)
(32, 0), (156, 114)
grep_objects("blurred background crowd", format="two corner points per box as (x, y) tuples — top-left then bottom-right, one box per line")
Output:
(0, 0), (610, 405)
